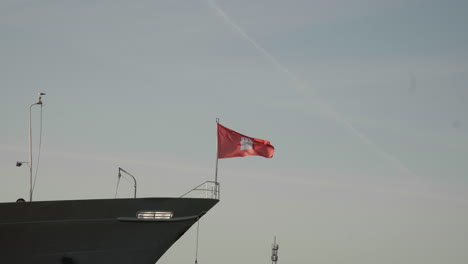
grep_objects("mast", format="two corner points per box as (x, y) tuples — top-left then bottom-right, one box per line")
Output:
(271, 236), (279, 264)
(214, 118), (220, 199)
(28, 92), (46, 202)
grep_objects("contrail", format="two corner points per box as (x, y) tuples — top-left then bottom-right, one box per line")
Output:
(204, 0), (418, 178)
(203, 0), (338, 121)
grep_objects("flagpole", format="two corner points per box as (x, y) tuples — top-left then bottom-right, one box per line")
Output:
(215, 158), (219, 184)
(215, 118), (219, 199)
(215, 118), (219, 184)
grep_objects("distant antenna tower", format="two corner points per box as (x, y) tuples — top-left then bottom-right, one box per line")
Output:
(271, 236), (279, 264)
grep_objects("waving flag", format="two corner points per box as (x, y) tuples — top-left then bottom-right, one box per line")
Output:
(217, 123), (275, 159)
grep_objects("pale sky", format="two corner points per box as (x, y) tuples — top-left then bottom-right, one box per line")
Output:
(2, 0), (468, 263)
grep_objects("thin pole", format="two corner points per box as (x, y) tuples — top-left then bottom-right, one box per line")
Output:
(27, 93), (45, 202)
(114, 171), (121, 198)
(214, 118), (219, 198)
(214, 158), (218, 184)
(29, 104), (34, 202)
(134, 181), (137, 199)
(194, 218), (200, 264)
(118, 167), (137, 198)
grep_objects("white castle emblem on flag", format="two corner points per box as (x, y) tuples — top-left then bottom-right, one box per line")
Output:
(240, 137), (253, 150)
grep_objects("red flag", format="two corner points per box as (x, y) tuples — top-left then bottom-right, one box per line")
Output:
(217, 123), (275, 159)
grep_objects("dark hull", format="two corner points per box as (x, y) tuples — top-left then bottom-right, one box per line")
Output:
(0, 197), (218, 264)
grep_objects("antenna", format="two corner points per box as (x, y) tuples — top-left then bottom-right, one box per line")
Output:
(271, 236), (279, 264)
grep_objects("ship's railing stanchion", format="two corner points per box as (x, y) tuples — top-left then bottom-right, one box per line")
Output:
(116, 167), (138, 198)
(180, 181), (220, 200)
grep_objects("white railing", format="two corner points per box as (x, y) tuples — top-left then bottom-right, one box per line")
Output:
(180, 181), (220, 200)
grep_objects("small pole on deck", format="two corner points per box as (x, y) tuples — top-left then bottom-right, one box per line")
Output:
(118, 167), (137, 198)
